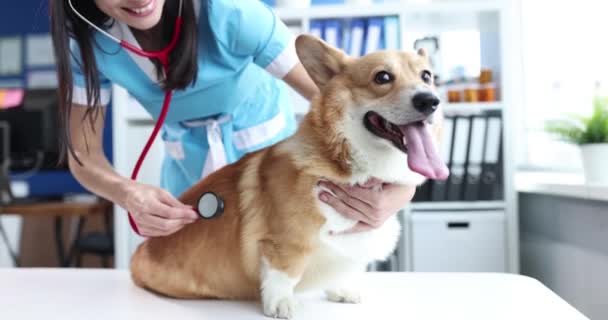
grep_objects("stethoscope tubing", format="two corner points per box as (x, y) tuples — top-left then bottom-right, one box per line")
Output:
(69, 0), (184, 235)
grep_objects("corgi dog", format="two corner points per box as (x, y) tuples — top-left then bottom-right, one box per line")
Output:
(130, 34), (449, 319)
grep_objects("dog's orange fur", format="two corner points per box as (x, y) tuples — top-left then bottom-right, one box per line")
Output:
(130, 34), (443, 305)
(129, 93), (354, 300)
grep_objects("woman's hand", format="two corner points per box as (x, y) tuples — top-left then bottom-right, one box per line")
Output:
(121, 182), (199, 237)
(318, 178), (416, 234)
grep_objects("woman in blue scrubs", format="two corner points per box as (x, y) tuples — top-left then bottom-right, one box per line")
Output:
(50, 0), (415, 237)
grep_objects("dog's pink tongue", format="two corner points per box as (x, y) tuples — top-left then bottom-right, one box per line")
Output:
(401, 122), (449, 180)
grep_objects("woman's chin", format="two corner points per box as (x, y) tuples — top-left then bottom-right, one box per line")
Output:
(124, 15), (163, 32)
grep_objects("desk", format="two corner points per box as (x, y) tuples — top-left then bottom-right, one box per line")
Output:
(0, 269), (588, 320)
(516, 171), (608, 202)
(0, 199), (112, 267)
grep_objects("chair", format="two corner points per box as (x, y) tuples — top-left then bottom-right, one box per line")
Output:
(71, 203), (114, 268)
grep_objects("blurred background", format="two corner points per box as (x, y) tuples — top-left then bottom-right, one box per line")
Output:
(0, 1), (606, 319)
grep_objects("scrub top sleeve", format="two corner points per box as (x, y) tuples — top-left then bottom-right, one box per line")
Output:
(70, 40), (112, 107)
(211, 0), (299, 79)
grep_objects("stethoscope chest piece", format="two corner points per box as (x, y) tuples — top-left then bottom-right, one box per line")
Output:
(196, 192), (224, 219)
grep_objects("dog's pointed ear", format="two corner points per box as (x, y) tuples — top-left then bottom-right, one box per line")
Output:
(296, 34), (347, 89)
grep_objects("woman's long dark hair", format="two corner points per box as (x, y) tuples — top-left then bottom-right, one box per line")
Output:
(50, 0), (198, 165)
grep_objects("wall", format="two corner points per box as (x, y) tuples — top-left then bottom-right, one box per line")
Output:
(519, 192), (608, 320)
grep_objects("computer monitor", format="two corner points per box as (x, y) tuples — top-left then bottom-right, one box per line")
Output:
(0, 121), (9, 169)
(0, 121), (13, 204)
(0, 89), (66, 171)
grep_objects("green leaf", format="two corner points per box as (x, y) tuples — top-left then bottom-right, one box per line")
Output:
(545, 120), (584, 144)
(544, 95), (608, 145)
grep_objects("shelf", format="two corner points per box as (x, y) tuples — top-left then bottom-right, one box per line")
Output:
(409, 201), (506, 211)
(274, 1), (503, 21)
(292, 102), (503, 117)
(120, 100), (502, 120)
(275, 3), (403, 20)
(442, 102), (502, 116)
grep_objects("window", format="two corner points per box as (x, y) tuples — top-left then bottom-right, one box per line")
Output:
(519, 0), (608, 171)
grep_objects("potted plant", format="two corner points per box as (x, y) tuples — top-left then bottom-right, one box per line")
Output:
(545, 96), (608, 184)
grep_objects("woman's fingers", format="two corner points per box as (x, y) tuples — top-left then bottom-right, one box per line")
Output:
(148, 202), (197, 222)
(158, 190), (198, 220)
(136, 213), (189, 236)
(319, 191), (377, 226)
(319, 181), (373, 215)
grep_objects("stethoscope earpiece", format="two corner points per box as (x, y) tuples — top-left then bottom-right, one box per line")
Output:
(196, 192), (224, 219)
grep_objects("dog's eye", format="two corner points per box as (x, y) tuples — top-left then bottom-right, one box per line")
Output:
(421, 70), (432, 84)
(374, 71), (394, 85)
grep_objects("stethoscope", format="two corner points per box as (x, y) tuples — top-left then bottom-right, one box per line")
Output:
(69, 0), (224, 235)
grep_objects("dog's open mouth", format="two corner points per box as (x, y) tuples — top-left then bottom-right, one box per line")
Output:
(364, 111), (449, 180)
(364, 111), (410, 153)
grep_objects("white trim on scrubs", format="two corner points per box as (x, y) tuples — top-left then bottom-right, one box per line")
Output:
(72, 86), (111, 106)
(265, 38), (299, 79)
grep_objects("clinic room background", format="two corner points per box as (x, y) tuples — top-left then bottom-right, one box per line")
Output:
(0, 0), (606, 319)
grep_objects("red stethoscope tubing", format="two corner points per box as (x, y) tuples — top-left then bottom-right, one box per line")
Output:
(68, 0), (184, 235)
(127, 91), (173, 235)
(122, 18), (182, 236)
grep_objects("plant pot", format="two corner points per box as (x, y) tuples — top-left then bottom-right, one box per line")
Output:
(581, 143), (608, 185)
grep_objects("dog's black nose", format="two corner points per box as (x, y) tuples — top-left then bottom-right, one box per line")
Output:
(412, 92), (440, 115)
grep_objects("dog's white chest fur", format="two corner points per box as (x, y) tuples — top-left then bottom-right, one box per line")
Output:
(295, 186), (401, 292)
(313, 185), (401, 260)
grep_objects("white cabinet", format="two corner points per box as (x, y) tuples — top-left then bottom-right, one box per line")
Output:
(411, 210), (506, 272)
(112, 85), (164, 268)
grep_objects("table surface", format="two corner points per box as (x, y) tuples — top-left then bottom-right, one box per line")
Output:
(0, 268), (589, 320)
(516, 171), (608, 202)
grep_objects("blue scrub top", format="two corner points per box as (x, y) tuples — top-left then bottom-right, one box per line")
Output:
(70, 0), (300, 196)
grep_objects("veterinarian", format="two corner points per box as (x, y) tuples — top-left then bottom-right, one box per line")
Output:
(50, 0), (415, 237)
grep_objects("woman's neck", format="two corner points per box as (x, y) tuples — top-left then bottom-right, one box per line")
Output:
(130, 15), (166, 51)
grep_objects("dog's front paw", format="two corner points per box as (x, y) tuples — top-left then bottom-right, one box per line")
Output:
(263, 293), (296, 319)
(325, 287), (362, 304)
